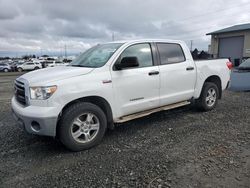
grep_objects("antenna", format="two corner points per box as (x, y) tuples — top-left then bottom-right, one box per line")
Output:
(190, 40), (193, 51)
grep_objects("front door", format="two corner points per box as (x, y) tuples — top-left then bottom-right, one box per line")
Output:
(111, 43), (160, 117)
(26, 63), (34, 70)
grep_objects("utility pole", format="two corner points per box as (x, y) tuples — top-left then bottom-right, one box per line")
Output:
(112, 32), (115, 41)
(64, 44), (67, 58)
(190, 40), (193, 51)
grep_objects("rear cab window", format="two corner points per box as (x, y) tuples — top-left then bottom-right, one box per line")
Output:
(157, 43), (186, 65)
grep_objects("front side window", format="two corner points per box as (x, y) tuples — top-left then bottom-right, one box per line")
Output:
(70, 43), (123, 68)
(118, 43), (153, 68)
(157, 43), (185, 65)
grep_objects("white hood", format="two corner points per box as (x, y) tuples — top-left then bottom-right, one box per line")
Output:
(18, 66), (94, 85)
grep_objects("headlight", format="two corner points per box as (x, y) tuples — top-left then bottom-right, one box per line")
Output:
(30, 86), (57, 100)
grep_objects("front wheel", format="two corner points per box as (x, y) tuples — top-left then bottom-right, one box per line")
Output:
(17, 67), (23, 72)
(59, 102), (107, 151)
(3, 68), (8, 72)
(196, 82), (219, 111)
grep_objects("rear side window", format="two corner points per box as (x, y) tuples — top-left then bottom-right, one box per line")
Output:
(157, 43), (185, 65)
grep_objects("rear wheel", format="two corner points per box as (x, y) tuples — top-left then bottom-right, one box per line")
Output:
(196, 82), (219, 111)
(34, 66), (39, 70)
(3, 68), (8, 72)
(59, 102), (107, 151)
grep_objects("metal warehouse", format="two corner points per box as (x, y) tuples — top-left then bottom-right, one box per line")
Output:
(207, 23), (250, 66)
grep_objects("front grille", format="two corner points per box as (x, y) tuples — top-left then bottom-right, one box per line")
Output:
(15, 80), (26, 105)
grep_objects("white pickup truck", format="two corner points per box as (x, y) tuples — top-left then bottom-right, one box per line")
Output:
(11, 39), (231, 151)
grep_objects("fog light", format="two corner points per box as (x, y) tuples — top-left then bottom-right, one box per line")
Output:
(31, 121), (41, 132)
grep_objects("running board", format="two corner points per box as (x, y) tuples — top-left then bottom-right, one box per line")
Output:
(115, 101), (190, 123)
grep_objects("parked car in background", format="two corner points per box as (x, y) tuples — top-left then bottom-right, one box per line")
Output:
(16, 62), (42, 72)
(11, 62), (23, 72)
(46, 61), (68, 67)
(229, 58), (250, 91)
(0, 62), (11, 72)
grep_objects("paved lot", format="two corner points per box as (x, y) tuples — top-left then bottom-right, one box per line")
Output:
(0, 74), (249, 188)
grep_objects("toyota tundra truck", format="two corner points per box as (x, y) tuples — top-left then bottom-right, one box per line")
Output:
(11, 39), (232, 151)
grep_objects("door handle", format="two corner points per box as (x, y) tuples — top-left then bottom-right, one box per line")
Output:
(148, 71), (159, 76)
(186, 66), (194, 71)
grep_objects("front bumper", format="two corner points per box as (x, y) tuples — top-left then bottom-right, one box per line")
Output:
(11, 97), (58, 137)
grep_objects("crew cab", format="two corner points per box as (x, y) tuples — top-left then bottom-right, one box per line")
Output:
(11, 39), (231, 151)
(17, 62), (42, 72)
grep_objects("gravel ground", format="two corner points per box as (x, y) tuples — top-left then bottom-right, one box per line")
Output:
(0, 74), (249, 188)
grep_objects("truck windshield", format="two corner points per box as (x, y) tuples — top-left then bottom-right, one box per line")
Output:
(69, 43), (123, 68)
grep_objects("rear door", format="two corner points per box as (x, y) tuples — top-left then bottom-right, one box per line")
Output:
(156, 43), (196, 106)
(111, 43), (160, 117)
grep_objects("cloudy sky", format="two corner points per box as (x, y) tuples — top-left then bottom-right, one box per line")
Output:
(0, 0), (250, 57)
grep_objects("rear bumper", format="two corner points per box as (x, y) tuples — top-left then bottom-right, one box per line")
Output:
(11, 97), (58, 137)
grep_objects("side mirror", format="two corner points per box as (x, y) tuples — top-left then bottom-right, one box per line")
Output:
(115, 56), (139, 70)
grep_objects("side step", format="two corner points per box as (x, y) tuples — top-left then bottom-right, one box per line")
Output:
(115, 101), (190, 123)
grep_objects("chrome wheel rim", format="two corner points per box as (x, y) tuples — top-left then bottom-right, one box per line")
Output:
(71, 113), (100, 144)
(206, 88), (216, 107)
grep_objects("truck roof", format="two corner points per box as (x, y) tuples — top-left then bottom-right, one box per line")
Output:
(106, 39), (184, 45)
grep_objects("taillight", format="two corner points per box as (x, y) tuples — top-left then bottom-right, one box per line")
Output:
(226, 61), (233, 70)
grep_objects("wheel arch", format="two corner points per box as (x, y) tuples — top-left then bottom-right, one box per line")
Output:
(56, 96), (114, 137)
(203, 75), (222, 99)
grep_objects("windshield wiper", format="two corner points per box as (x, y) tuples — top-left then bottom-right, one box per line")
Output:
(70, 64), (93, 68)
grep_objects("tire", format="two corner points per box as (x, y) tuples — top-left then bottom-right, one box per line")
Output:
(3, 68), (8, 72)
(196, 82), (219, 111)
(34, 66), (39, 70)
(17, 67), (23, 72)
(59, 102), (107, 151)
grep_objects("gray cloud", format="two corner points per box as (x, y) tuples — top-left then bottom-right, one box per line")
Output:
(0, 0), (250, 55)
(0, 0), (20, 20)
